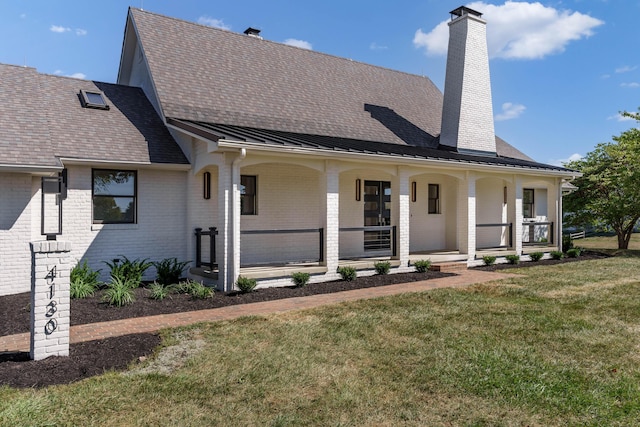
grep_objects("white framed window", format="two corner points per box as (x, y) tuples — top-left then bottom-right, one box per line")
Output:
(241, 175), (257, 215)
(92, 169), (137, 224)
(428, 183), (440, 214)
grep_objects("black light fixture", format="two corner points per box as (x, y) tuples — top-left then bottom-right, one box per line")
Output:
(203, 172), (211, 199)
(411, 181), (417, 202)
(41, 175), (65, 240)
(355, 179), (361, 201)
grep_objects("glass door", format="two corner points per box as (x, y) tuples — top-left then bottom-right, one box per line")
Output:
(363, 180), (391, 251)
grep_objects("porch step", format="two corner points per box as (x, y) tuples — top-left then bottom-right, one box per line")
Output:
(429, 262), (468, 273)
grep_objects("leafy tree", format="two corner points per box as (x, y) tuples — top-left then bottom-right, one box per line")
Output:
(564, 109), (640, 249)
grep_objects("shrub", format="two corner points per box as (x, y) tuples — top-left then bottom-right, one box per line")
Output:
(566, 248), (582, 258)
(413, 259), (432, 273)
(149, 282), (175, 301)
(291, 272), (311, 287)
(70, 260), (101, 298)
(529, 252), (544, 262)
(337, 266), (357, 281)
(505, 254), (520, 265)
(153, 258), (190, 286)
(236, 276), (258, 293)
(482, 255), (497, 266)
(102, 276), (136, 307)
(550, 250), (564, 260)
(105, 255), (153, 287)
(374, 261), (391, 275)
(562, 234), (574, 252)
(188, 281), (214, 299)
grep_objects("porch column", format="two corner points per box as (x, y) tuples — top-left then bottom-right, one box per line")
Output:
(397, 168), (411, 267)
(556, 178), (563, 249)
(217, 157), (233, 291)
(514, 177), (524, 254)
(458, 172), (476, 262)
(323, 161), (340, 274)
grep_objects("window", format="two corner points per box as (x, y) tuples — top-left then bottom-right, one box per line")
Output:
(523, 188), (535, 218)
(92, 169), (136, 224)
(428, 184), (440, 214)
(240, 175), (257, 215)
(80, 89), (109, 110)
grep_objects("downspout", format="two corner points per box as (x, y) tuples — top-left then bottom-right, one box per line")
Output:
(228, 148), (246, 291)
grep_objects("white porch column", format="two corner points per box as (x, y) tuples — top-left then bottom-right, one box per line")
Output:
(323, 161), (340, 274)
(514, 177), (523, 255)
(556, 178), (563, 249)
(397, 168), (411, 267)
(217, 156), (232, 291)
(458, 172), (476, 262)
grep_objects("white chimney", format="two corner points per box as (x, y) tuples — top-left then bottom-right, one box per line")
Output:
(439, 6), (496, 155)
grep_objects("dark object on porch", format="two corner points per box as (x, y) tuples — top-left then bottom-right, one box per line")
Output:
(195, 227), (217, 269)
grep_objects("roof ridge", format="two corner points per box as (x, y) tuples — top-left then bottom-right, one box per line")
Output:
(128, 7), (438, 84)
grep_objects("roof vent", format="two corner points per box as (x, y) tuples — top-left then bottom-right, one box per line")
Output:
(243, 27), (263, 39)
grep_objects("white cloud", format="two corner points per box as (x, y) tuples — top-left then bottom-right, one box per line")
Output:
(608, 113), (635, 122)
(495, 102), (526, 121)
(615, 65), (637, 73)
(67, 72), (87, 79)
(283, 38), (312, 50)
(549, 153), (583, 167)
(50, 25), (70, 33)
(621, 82), (640, 88)
(413, 1), (604, 60)
(75, 28), (87, 36)
(370, 42), (388, 51)
(197, 16), (231, 30)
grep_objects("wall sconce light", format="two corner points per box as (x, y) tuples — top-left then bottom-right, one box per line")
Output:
(203, 172), (211, 199)
(411, 181), (417, 202)
(503, 186), (507, 204)
(355, 178), (361, 201)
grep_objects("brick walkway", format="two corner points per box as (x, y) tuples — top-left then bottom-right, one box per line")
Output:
(0, 269), (516, 353)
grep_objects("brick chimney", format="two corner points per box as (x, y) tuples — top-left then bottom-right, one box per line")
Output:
(439, 6), (496, 155)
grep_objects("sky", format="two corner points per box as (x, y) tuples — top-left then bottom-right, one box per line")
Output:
(1, 0), (638, 165)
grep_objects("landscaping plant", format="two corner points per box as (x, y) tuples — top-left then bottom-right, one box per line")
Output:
(337, 266), (357, 281)
(529, 252), (544, 262)
(148, 282), (175, 301)
(70, 260), (101, 299)
(482, 255), (496, 266)
(291, 272), (311, 288)
(566, 248), (582, 258)
(550, 250), (564, 260)
(105, 255), (153, 287)
(153, 258), (190, 286)
(102, 276), (136, 307)
(236, 276), (258, 293)
(505, 254), (520, 265)
(373, 261), (391, 275)
(413, 259), (431, 273)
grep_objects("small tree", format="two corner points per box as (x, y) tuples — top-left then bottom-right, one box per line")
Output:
(564, 109), (640, 249)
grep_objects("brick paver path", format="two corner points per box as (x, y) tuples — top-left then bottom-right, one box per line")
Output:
(0, 269), (517, 353)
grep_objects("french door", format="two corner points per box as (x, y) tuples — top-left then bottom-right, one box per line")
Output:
(363, 180), (391, 251)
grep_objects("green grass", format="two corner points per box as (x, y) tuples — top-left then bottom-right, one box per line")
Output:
(2, 256), (640, 425)
(576, 233), (640, 256)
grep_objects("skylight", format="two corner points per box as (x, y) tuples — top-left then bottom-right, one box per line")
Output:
(80, 89), (109, 110)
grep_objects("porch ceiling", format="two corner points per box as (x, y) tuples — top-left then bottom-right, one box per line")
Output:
(168, 118), (575, 175)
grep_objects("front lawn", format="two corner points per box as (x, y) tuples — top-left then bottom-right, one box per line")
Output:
(1, 256), (639, 425)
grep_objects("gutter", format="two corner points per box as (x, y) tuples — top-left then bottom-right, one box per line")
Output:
(58, 157), (192, 171)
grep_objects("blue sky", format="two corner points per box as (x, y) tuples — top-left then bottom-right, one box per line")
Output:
(1, 0), (638, 165)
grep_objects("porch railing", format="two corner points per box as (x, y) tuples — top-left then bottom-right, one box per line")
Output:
(195, 227), (217, 269)
(240, 228), (324, 266)
(339, 225), (397, 257)
(476, 223), (513, 250)
(523, 221), (554, 245)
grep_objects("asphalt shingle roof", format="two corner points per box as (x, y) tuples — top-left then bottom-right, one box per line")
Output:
(127, 8), (533, 162)
(0, 63), (188, 168)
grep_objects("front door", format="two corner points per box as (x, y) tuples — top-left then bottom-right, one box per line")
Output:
(363, 180), (391, 251)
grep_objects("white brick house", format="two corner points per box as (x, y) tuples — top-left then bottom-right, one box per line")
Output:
(0, 6), (576, 296)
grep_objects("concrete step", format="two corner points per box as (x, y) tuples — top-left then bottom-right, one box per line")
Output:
(429, 262), (468, 273)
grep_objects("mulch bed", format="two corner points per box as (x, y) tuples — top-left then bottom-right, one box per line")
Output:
(0, 252), (609, 388)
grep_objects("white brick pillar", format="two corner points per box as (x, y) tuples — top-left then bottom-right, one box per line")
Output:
(556, 178), (563, 249)
(217, 157), (232, 291)
(514, 177), (524, 255)
(30, 240), (72, 361)
(324, 161), (340, 274)
(458, 173), (476, 262)
(397, 168), (411, 267)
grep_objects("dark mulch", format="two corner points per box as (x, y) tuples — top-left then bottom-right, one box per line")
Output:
(1, 270), (451, 389)
(472, 250), (608, 271)
(0, 253), (608, 389)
